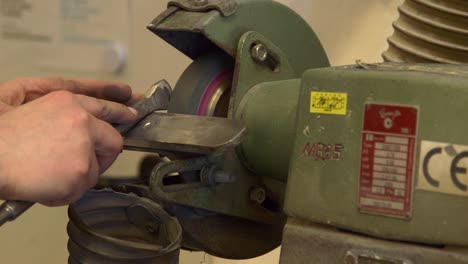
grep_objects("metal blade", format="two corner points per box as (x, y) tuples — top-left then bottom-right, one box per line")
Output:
(124, 113), (247, 155)
(114, 80), (172, 135)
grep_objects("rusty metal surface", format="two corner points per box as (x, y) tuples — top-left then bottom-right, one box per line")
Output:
(124, 112), (246, 155)
(280, 218), (468, 264)
(168, 0), (238, 17)
(384, 0), (468, 63)
(67, 189), (182, 264)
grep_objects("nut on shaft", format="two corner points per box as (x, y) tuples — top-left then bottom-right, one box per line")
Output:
(251, 44), (268, 63)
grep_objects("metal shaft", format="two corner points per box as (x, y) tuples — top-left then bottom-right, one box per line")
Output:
(0, 201), (34, 226)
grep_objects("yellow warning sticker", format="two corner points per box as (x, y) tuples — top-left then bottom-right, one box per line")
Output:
(310, 92), (348, 115)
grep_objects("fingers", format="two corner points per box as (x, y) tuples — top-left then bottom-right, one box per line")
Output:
(39, 159), (98, 207)
(44, 118), (122, 207)
(11, 77), (134, 104)
(41, 199), (68, 207)
(125, 93), (144, 106)
(59, 79), (133, 102)
(90, 116), (124, 173)
(87, 150), (101, 186)
(74, 94), (138, 124)
(39, 119), (116, 207)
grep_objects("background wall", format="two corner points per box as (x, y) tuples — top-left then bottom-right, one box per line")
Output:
(0, 0), (402, 263)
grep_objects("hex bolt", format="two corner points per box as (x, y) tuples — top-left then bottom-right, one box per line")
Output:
(251, 44), (268, 63)
(193, 0), (208, 7)
(249, 186), (267, 204)
(213, 170), (235, 183)
(201, 167), (236, 186)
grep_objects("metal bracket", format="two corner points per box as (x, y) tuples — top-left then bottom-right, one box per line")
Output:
(168, 0), (238, 17)
(150, 155), (222, 194)
(230, 31), (295, 114)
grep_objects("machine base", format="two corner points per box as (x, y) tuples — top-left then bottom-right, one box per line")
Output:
(280, 218), (468, 264)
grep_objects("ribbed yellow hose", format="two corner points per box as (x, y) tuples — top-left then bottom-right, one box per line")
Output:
(383, 0), (468, 63)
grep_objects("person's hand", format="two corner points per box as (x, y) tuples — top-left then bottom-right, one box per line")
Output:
(0, 78), (139, 206)
(0, 77), (140, 113)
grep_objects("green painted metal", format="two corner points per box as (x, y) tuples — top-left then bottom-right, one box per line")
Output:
(148, 0), (329, 70)
(236, 79), (301, 182)
(280, 218), (468, 264)
(145, 0), (329, 226)
(231, 31), (300, 181)
(202, 0), (329, 73)
(230, 31), (296, 113)
(168, 0), (239, 17)
(285, 63), (468, 246)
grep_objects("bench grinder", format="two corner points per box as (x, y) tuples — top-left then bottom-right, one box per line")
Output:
(5, 0), (468, 263)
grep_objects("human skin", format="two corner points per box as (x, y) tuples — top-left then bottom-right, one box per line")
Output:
(0, 78), (139, 206)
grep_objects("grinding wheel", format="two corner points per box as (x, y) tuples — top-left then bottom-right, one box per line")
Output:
(167, 52), (283, 259)
(168, 52), (233, 117)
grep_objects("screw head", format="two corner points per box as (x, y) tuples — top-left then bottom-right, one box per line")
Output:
(251, 44), (268, 63)
(249, 187), (266, 204)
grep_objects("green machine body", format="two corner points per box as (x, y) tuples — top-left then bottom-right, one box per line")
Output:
(282, 63), (468, 246)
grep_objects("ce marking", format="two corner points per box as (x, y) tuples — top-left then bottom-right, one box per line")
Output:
(423, 147), (468, 191)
